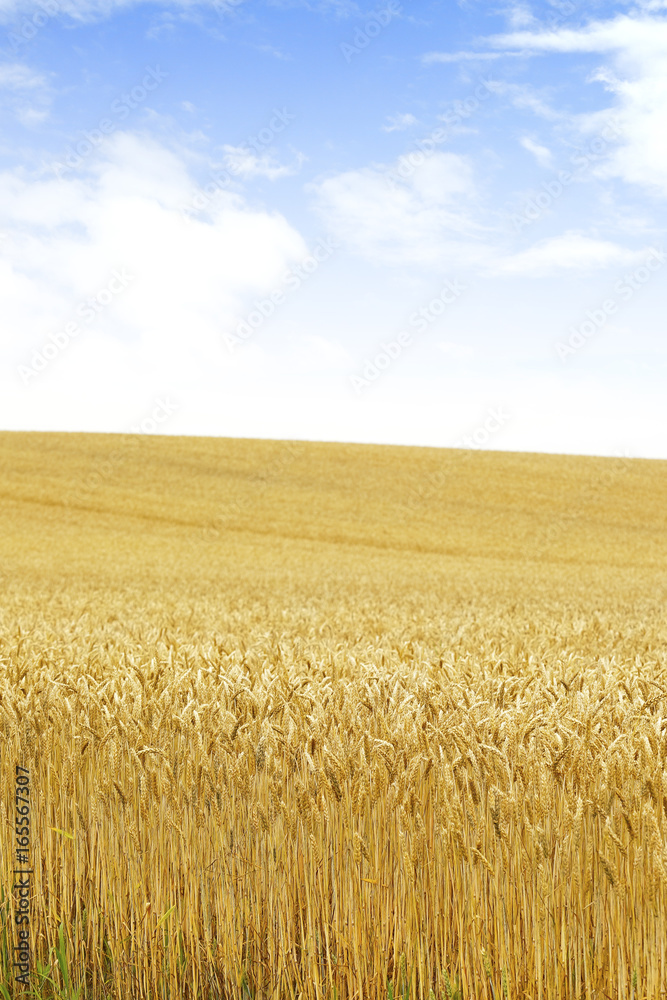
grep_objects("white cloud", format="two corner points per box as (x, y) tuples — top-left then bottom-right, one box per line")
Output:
(382, 113), (418, 132)
(309, 151), (490, 268)
(0, 131), (308, 405)
(483, 80), (562, 120)
(494, 232), (640, 275)
(422, 50), (507, 63)
(489, 17), (658, 54)
(506, 3), (537, 28)
(520, 135), (553, 166)
(16, 106), (50, 125)
(0, 0), (119, 18)
(0, 63), (48, 89)
(489, 15), (667, 196)
(221, 144), (305, 179)
(309, 148), (651, 277)
(254, 43), (291, 60)
(0, 61), (52, 125)
(0, 0), (356, 19)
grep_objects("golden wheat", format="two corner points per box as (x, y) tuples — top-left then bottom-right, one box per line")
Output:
(0, 431), (666, 998)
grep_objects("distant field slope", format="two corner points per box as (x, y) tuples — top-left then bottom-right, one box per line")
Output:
(0, 433), (666, 1000)
(1, 432), (667, 574)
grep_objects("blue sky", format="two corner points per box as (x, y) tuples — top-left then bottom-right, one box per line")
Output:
(1, 0), (666, 457)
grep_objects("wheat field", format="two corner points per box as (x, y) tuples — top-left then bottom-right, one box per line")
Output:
(0, 431), (666, 1000)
